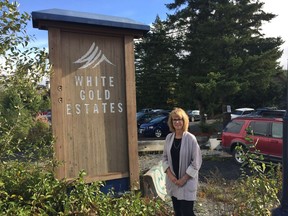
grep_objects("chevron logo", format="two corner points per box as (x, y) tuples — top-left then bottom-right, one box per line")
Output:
(74, 42), (115, 69)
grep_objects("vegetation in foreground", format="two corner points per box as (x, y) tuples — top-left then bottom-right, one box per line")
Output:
(0, 162), (171, 215)
(196, 150), (282, 216)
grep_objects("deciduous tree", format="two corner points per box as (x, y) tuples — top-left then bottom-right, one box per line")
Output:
(0, 0), (51, 159)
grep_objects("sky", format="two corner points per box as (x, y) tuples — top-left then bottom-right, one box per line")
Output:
(16, 0), (288, 69)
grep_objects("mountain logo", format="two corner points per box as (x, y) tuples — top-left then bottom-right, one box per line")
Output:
(74, 42), (115, 69)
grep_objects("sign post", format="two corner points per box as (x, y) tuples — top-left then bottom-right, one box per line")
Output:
(32, 9), (149, 191)
(272, 65), (288, 215)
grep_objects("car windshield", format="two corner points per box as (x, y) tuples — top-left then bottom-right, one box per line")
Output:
(224, 120), (245, 133)
(192, 110), (200, 115)
(150, 116), (166, 123)
(136, 112), (145, 120)
(232, 110), (243, 115)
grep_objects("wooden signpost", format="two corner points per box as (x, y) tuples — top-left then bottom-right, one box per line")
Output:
(32, 9), (149, 191)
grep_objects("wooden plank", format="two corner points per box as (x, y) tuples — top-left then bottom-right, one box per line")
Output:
(67, 172), (130, 183)
(125, 35), (139, 190)
(36, 20), (146, 38)
(49, 27), (66, 179)
(55, 32), (130, 180)
(49, 26), (140, 189)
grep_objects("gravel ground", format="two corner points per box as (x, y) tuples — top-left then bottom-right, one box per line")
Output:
(139, 149), (241, 180)
(139, 149), (242, 216)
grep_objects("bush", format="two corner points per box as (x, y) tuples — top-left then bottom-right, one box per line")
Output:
(0, 163), (170, 215)
(197, 146), (282, 215)
(22, 119), (53, 161)
(198, 120), (221, 134)
(232, 153), (281, 215)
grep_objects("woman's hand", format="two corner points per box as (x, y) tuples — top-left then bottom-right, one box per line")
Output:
(166, 168), (191, 187)
(175, 174), (191, 187)
(166, 168), (177, 184)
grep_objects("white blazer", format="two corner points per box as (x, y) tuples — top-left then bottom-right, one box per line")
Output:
(162, 131), (202, 201)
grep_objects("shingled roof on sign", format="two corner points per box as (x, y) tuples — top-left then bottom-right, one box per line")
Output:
(32, 8), (150, 32)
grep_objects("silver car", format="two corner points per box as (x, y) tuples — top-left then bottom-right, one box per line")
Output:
(186, 110), (201, 122)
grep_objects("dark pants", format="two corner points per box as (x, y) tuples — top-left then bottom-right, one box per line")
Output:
(171, 196), (195, 216)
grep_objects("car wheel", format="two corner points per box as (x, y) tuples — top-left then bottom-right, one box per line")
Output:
(154, 129), (162, 138)
(232, 146), (246, 165)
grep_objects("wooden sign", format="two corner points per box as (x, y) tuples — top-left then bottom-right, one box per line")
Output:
(32, 9), (149, 190)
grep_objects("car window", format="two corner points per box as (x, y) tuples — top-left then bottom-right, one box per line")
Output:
(232, 110), (243, 115)
(142, 114), (151, 122)
(137, 112), (145, 120)
(223, 120), (245, 133)
(248, 121), (269, 136)
(243, 110), (254, 115)
(150, 116), (166, 123)
(192, 110), (200, 115)
(271, 122), (283, 138)
(262, 111), (285, 118)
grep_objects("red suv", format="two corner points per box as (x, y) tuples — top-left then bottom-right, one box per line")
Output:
(221, 117), (283, 164)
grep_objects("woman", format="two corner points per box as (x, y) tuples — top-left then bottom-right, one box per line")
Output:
(162, 108), (202, 216)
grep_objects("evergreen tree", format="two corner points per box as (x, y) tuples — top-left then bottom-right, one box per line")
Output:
(135, 16), (179, 110)
(165, 0), (284, 114)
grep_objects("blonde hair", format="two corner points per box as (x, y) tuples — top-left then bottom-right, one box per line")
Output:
(168, 107), (189, 132)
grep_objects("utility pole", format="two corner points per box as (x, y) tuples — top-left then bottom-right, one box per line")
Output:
(272, 58), (288, 215)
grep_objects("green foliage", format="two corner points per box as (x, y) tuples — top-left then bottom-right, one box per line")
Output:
(0, 45), (51, 114)
(0, 0), (51, 160)
(0, 105), (53, 161)
(21, 119), (53, 161)
(0, 164), (170, 215)
(167, 0), (283, 110)
(198, 121), (218, 134)
(0, 161), (61, 215)
(0, 0), (30, 54)
(63, 171), (105, 215)
(135, 16), (180, 110)
(135, 0), (285, 115)
(197, 155), (281, 215)
(232, 146), (281, 215)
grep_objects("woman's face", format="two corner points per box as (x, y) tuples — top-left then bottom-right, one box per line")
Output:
(172, 114), (184, 131)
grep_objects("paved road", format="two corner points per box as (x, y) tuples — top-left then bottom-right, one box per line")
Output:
(199, 154), (243, 182)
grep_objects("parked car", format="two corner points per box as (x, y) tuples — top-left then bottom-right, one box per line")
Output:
(246, 108), (286, 118)
(230, 108), (254, 119)
(136, 111), (161, 128)
(221, 116), (283, 164)
(138, 115), (170, 138)
(152, 109), (170, 116)
(186, 110), (201, 122)
(38, 109), (52, 123)
(139, 108), (153, 113)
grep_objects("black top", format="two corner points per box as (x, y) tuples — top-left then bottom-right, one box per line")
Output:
(171, 138), (182, 179)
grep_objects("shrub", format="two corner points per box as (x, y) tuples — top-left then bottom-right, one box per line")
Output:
(21, 119), (53, 161)
(0, 163), (171, 215)
(233, 156), (281, 215)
